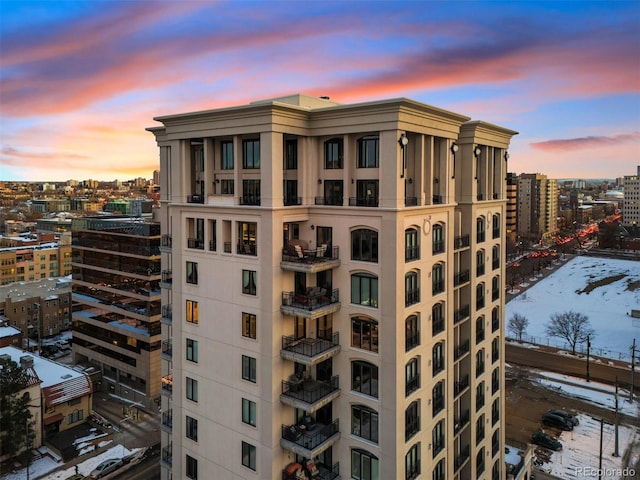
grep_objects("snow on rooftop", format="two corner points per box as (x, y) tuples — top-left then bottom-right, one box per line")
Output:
(0, 324), (22, 338)
(0, 346), (83, 388)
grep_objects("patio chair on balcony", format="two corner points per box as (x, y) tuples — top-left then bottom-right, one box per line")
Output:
(294, 245), (304, 259)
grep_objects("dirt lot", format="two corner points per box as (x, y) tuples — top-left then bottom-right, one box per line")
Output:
(505, 363), (639, 477)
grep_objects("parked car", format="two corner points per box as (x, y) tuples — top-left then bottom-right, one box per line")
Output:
(531, 431), (563, 451)
(548, 409), (579, 426)
(542, 412), (573, 431)
(89, 458), (123, 478)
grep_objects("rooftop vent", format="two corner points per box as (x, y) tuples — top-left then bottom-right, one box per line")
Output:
(20, 355), (34, 369)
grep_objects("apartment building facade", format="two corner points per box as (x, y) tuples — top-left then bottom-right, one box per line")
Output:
(70, 217), (162, 410)
(0, 241), (72, 285)
(623, 166), (640, 227)
(517, 173), (558, 243)
(149, 95), (516, 480)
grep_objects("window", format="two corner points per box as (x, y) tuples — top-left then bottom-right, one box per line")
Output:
(476, 349), (485, 377)
(476, 250), (485, 276)
(186, 377), (198, 402)
(405, 272), (419, 307)
(405, 401), (420, 440)
(432, 303), (445, 336)
(68, 409), (83, 424)
(476, 415), (485, 444)
(352, 405), (379, 443)
(352, 316), (379, 352)
(432, 381), (444, 416)
(242, 398), (256, 426)
(492, 398), (500, 425)
(221, 179), (234, 194)
(476, 382), (485, 411)
(352, 361), (378, 398)
(324, 138), (344, 169)
(221, 141), (234, 170)
(242, 312), (256, 339)
(432, 419), (445, 456)
(186, 455), (198, 480)
(351, 273), (378, 307)
(355, 180), (379, 206)
(476, 316), (485, 343)
(352, 229), (378, 262)
(492, 367), (500, 394)
(186, 416), (198, 441)
(492, 460), (500, 480)
(242, 270), (257, 295)
(432, 224), (444, 254)
(238, 221), (257, 255)
(476, 283), (485, 309)
(242, 139), (260, 169)
(186, 261), (198, 284)
(323, 180), (343, 205)
(283, 179), (299, 205)
(242, 179), (261, 205)
(492, 307), (500, 332)
(242, 355), (257, 383)
(432, 264), (444, 295)
(432, 342), (444, 375)
(433, 459), (445, 480)
(242, 441), (256, 471)
(492, 337), (499, 363)
(476, 448), (485, 476)
(405, 315), (419, 351)
(284, 139), (297, 169)
(492, 276), (500, 301)
(405, 228), (419, 261)
(186, 338), (198, 363)
(405, 443), (420, 480)
(406, 358), (419, 396)
(477, 217), (486, 243)
(186, 300), (198, 324)
(357, 135), (379, 168)
(492, 245), (500, 270)
(492, 213), (500, 239)
(351, 449), (378, 480)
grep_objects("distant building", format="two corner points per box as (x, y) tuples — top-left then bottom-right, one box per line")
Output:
(517, 173), (557, 242)
(0, 321), (23, 347)
(622, 166), (640, 227)
(0, 239), (72, 285)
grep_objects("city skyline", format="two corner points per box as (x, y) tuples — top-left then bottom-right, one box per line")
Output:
(1, 0), (639, 182)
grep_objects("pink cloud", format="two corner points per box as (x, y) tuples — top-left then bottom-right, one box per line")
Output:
(530, 132), (640, 151)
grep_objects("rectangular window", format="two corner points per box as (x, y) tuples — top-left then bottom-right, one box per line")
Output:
(242, 270), (257, 295)
(186, 300), (198, 324)
(68, 409), (84, 424)
(242, 313), (256, 339)
(242, 398), (257, 426)
(186, 455), (198, 480)
(357, 135), (379, 168)
(351, 273), (378, 307)
(221, 179), (234, 195)
(186, 261), (198, 284)
(186, 338), (198, 363)
(186, 415), (198, 441)
(284, 139), (297, 169)
(242, 179), (261, 205)
(242, 441), (256, 471)
(242, 355), (257, 383)
(186, 377), (198, 402)
(238, 222), (257, 255)
(324, 138), (343, 169)
(243, 139), (260, 169)
(323, 180), (343, 206)
(221, 141), (234, 170)
(355, 179), (379, 207)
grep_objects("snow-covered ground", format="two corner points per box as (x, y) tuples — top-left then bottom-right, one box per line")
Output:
(506, 256), (640, 361)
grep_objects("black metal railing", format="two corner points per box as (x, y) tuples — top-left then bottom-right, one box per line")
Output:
(492, 377), (500, 394)
(432, 396), (444, 416)
(282, 245), (339, 263)
(433, 195), (443, 204)
(240, 195), (261, 206)
(237, 242), (257, 256)
(492, 317), (500, 332)
(281, 419), (340, 452)
(454, 410), (470, 434)
(477, 231), (486, 243)
(432, 280), (444, 295)
(349, 197), (378, 207)
(492, 259), (500, 270)
(454, 234), (470, 249)
(209, 240), (216, 251)
(281, 288), (339, 311)
(187, 194), (204, 204)
(405, 289), (420, 307)
(476, 328), (485, 343)
(281, 375), (340, 406)
(161, 234), (172, 249)
(476, 264), (485, 276)
(405, 197), (418, 206)
(284, 196), (302, 206)
(281, 333), (340, 358)
(454, 375), (469, 396)
(432, 360), (444, 376)
(406, 375), (420, 396)
(161, 305), (172, 322)
(492, 288), (500, 301)
(161, 410), (173, 429)
(476, 393), (485, 411)
(455, 445), (470, 471)
(454, 340), (470, 360)
(161, 445), (172, 466)
(223, 241), (232, 253)
(454, 305), (470, 324)
(454, 270), (470, 286)
(433, 437), (445, 457)
(432, 317), (445, 336)
(188, 238), (205, 250)
(476, 297), (485, 310)
(405, 245), (420, 262)
(405, 333), (419, 351)
(493, 227), (500, 239)
(161, 270), (172, 285)
(476, 361), (485, 377)
(315, 196), (343, 206)
(162, 340), (172, 358)
(432, 240), (445, 255)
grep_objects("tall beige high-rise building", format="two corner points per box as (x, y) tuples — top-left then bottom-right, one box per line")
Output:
(517, 173), (557, 243)
(148, 95), (516, 480)
(623, 166), (640, 227)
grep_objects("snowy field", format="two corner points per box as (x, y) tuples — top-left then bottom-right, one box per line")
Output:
(506, 256), (640, 361)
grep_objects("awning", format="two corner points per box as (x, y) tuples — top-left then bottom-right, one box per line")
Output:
(44, 413), (64, 425)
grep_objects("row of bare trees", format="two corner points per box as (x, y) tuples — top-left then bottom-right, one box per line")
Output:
(508, 310), (594, 355)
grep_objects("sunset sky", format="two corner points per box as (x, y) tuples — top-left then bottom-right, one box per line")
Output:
(1, 1), (638, 182)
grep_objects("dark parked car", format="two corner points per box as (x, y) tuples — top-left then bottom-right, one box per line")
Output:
(532, 431), (563, 451)
(542, 412), (573, 431)
(89, 458), (124, 479)
(548, 409), (579, 426)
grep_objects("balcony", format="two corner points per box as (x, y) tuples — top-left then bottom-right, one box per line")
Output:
(223, 242), (232, 253)
(161, 374), (172, 396)
(405, 289), (420, 307)
(280, 375), (340, 413)
(209, 240), (216, 251)
(161, 340), (172, 361)
(281, 288), (340, 319)
(454, 445), (470, 472)
(432, 317), (445, 336)
(454, 305), (470, 324)
(454, 410), (470, 435)
(454, 234), (470, 249)
(405, 197), (418, 206)
(187, 238), (204, 250)
(161, 409), (172, 433)
(454, 340), (470, 360)
(284, 196), (302, 206)
(349, 197), (378, 207)
(160, 234), (172, 252)
(240, 195), (261, 206)
(280, 333), (341, 366)
(186, 194), (204, 204)
(454, 270), (470, 287)
(159, 270), (172, 289)
(454, 374), (469, 397)
(160, 444), (172, 468)
(315, 196), (343, 206)
(237, 242), (257, 256)
(281, 419), (340, 459)
(283, 462), (340, 480)
(161, 305), (172, 325)
(281, 245), (340, 273)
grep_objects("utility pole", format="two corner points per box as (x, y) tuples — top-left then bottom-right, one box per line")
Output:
(614, 377), (619, 457)
(586, 334), (591, 382)
(598, 418), (603, 480)
(631, 338), (637, 402)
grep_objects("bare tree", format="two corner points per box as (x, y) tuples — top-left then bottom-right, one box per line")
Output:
(508, 313), (529, 342)
(545, 311), (594, 355)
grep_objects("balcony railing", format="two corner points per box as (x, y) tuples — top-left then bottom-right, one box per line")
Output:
(281, 333), (340, 364)
(454, 270), (470, 286)
(405, 333), (419, 352)
(432, 317), (445, 336)
(476, 264), (485, 276)
(161, 410), (173, 431)
(282, 245), (339, 264)
(406, 375), (420, 396)
(476, 361), (485, 377)
(432, 396), (444, 416)
(454, 305), (470, 324)
(492, 288), (500, 301)
(405, 289), (420, 307)
(240, 195), (261, 206)
(405, 197), (418, 206)
(454, 410), (470, 434)
(315, 196), (343, 206)
(454, 234), (470, 249)
(281, 375), (340, 411)
(161, 305), (172, 324)
(237, 242), (257, 256)
(432, 195), (443, 204)
(188, 238), (204, 250)
(477, 231), (486, 243)
(492, 377), (500, 394)
(476, 297), (485, 310)
(432, 240), (445, 255)
(476, 393), (485, 411)
(187, 194), (204, 204)
(281, 419), (340, 455)
(223, 241), (232, 253)
(160, 270), (172, 289)
(454, 339), (470, 360)
(209, 240), (216, 251)
(476, 328), (485, 343)
(493, 227), (500, 239)
(281, 288), (339, 312)
(492, 407), (499, 425)
(432, 361), (444, 376)
(433, 438), (445, 457)
(161, 340), (172, 360)
(348, 197), (378, 207)
(432, 280), (444, 295)
(492, 316), (500, 332)
(284, 196), (302, 206)
(160, 234), (172, 251)
(455, 445), (470, 472)
(405, 245), (419, 262)
(160, 444), (172, 468)
(283, 462), (340, 480)
(161, 374), (173, 395)
(454, 374), (469, 397)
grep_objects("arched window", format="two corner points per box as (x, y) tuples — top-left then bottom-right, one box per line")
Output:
(432, 263), (444, 295)
(406, 357), (420, 396)
(432, 459), (445, 480)
(352, 361), (379, 398)
(432, 419), (445, 456)
(492, 306), (500, 332)
(476, 349), (485, 377)
(432, 303), (445, 336)
(476, 447), (485, 475)
(476, 381), (485, 411)
(352, 316), (379, 352)
(476, 250), (485, 276)
(405, 401), (420, 440)
(492, 367), (500, 394)
(352, 229), (378, 262)
(476, 283), (485, 310)
(492, 213), (500, 239)
(405, 442), (420, 480)
(432, 380), (445, 416)
(476, 316), (485, 343)
(432, 342), (444, 375)
(352, 405), (379, 443)
(492, 276), (500, 301)
(492, 245), (500, 270)
(476, 216), (486, 243)
(492, 337), (500, 363)
(432, 224), (444, 254)
(351, 273), (379, 307)
(405, 271), (420, 307)
(405, 315), (419, 351)
(352, 448), (378, 480)
(405, 228), (419, 261)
